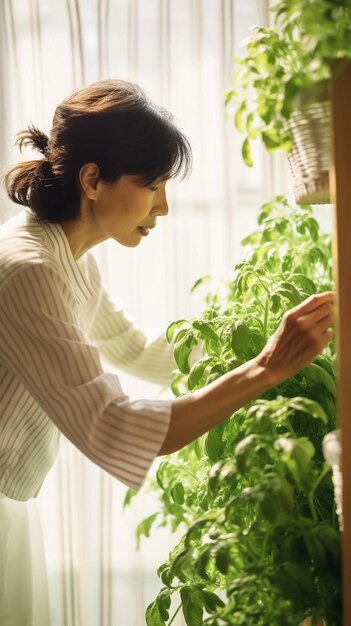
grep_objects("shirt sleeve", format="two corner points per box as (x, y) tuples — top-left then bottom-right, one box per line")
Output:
(0, 263), (172, 491)
(88, 288), (176, 386)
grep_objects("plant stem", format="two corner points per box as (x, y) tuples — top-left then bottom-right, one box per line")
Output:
(308, 463), (331, 522)
(285, 414), (297, 437)
(308, 493), (318, 523)
(261, 530), (269, 560)
(312, 463), (331, 495)
(177, 462), (196, 480)
(168, 602), (182, 626)
(263, 295), (269, 339)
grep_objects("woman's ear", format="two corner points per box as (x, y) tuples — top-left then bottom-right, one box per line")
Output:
(78, 163), (100, 199)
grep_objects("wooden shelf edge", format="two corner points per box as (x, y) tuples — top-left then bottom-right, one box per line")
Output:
(330, 63), (351, 626)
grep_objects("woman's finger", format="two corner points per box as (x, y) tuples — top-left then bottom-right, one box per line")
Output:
(288, 291), (335, 317)
(314, 313), (334, 334)
(297, 304), (335, 330)
(256, 291), (335, 381)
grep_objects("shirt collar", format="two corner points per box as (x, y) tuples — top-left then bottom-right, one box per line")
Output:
(27, 211), (96, 304)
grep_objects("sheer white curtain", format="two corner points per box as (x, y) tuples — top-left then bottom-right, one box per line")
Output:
(0, 2), (281, 625)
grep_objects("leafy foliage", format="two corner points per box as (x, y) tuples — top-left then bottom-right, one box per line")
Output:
(127, 198), (340, 625)
(225, 0), (351, 164)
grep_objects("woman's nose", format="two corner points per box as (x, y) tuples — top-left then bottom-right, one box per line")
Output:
(152, 190), (169, 216)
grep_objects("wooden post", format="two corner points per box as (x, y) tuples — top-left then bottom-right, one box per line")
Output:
(330, 64), (351, 626)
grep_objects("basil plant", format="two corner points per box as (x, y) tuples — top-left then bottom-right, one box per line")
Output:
(126, 196), (341, 626)
(225, 0), (351, 165)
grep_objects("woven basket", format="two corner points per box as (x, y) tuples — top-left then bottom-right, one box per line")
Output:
(323, 429), (343, 531)
(285, 100), (332, 205)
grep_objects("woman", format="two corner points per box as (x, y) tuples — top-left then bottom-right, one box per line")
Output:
(0, 79), (334, 625)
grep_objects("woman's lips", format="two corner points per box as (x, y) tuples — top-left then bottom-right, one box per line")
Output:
(137, 226), (150, 236)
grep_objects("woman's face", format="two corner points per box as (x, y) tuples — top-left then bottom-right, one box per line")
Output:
(89, 173), (169, 248)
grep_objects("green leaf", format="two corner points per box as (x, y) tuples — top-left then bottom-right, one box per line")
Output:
(289, 274), (316, 295)
(301, 363), (337, 397)
(185, 519), (208, 546)
(275, 437), (315, 490)
(166, 319), (189, 343)
(260, 494), (279, 523)
(314, 354), (334, 377)
(257, 101), (271, 125)
(171, 481), (185, 505)
(171, 549), (191, 584)
(280, 562), (318, 608)
(275, 218), (289, 234)
(262, 127), (284, 150)
(288, 397), (328, 424)
(170, 371), (187, 397)
(195, 547), (211, 579)
(157, 589), (171, 621)
(136, 512), (159, 548)
(306, 217), (320, 242)
(275, 437), (315, 463)
(224, 89), (234, 106)
(202, 590), (225, 613)
(258, 211), (268, 225)
(270, 293), (281, 313)
(231, 320), (251, 358)
(123, 487), (136, 508)
(205, 424), (225, 463)
(192, 320), (222, 353)
(215, 541), (230, 574)
(264, 473), (295, 512)
(308, 247), (328, 267)
(235, 102), (246, 133)
(180, 587), (203, 626)
(234, 434), (260, 473)
(207, 461), (222, 493)
(190, 275), (211, 293)
(278, 132), (293, 153)
(277, 281), (303, 305)
(156, 460), (168, 489)
(282, 76), (301, 118)
(174, 330), (198, 374)
(317, 525), (341, 571)
(226, 356), (244, 371)
(227, 574), (256, 597)
(249, 331), (266, 355)
(242, 137), (253, 167)
(246, 111), (259, 139)
(146, 600), (166, 626)
(282, 251), (293, 272)
(304, 531), (328, 571)
(277, 477), (294, 511)
(158, 563), (173, 587)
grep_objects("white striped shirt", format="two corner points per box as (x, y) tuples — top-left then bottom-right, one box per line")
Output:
(0, 209), (175, 500)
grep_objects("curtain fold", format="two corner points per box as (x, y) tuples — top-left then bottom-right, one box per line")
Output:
(0, 2), (271, 625)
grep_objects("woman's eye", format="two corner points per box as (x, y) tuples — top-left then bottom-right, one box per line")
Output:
(150, 185), (159, 192)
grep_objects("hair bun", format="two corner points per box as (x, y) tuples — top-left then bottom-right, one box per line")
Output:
(15, 124), (49, 157)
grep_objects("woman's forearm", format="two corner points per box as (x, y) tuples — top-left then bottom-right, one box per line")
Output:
(159, 358), (275, 454)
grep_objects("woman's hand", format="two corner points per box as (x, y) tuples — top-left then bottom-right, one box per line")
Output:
(162, 291), (335, 456)
(255, 291), (335, 385)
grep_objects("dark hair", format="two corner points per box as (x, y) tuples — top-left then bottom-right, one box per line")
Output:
(3, 79), (192, 222)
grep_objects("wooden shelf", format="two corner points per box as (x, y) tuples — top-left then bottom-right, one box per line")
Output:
(330, 63), (351, 626)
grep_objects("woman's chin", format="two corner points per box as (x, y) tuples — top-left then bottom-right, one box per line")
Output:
(114, 234), (142, 248)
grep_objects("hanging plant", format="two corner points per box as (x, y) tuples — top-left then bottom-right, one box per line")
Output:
(125, 196), (341, 626)
(225, 0), (351, 203)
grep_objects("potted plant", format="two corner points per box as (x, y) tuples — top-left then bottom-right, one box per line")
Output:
(126, 197), (341, 626)
(225, 0), (351, 203)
